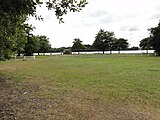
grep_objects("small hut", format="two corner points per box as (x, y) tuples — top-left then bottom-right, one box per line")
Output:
(63, 49), (72, 54)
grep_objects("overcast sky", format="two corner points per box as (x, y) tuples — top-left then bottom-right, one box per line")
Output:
(28, 0), (160, 48)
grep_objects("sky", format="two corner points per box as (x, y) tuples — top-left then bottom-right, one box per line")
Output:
(28, 0), (160, 48)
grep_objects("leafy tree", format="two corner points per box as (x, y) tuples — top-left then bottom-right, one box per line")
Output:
(149, 21), (160, 55)
(92, 29), (115, 54)
(37, 35), (52, 54)
(139, 37), (152, 54)
(23, 25), (40, 56)
(72, 38), (85, 50)
(0, 0), (88, 60)
(107, 33), (115, 54)
(0, 0), (34, 59)
(14, 23), (30, 56)
(25, 35), (40, 56)
(0, 0), (88, 22)
(114, 38), (129, 54)
(92, 29), (106, 54)
(0, 14), (27, 59)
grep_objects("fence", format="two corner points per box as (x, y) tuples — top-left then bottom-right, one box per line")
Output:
(34, 50), (155, 55)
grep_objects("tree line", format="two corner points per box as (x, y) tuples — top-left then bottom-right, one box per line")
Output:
(71, 20), (160, 55)
(71, 29), (129, 54)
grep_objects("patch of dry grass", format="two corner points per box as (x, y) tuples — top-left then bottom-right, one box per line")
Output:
(1, 55), (160, 119)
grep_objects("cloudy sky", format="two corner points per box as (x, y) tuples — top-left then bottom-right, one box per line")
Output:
(28, 0), (160, 48)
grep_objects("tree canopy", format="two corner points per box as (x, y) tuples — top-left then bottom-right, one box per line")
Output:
(72, 38), (85, 50)
(149, 21), (160, 55)
(139, 37), (152, 53)
(92, 29), (115, 54)
(139, 20), (160, 56)
(92, 29), (129, 54)
(37, 35), (52, 54)
(0, 0), (88, 60)
(114, 38), (129, 54)
(0, 0), (88, 22)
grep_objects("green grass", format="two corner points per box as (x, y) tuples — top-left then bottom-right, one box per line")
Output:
(1, 55), (160, 119)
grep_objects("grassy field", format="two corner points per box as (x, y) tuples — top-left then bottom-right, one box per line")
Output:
(0, 55), (160, 119)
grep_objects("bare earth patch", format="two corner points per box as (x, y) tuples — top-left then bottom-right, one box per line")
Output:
(0, 77), (160, 120)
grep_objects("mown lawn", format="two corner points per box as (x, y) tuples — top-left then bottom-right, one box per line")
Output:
(0, 55), (160, 119)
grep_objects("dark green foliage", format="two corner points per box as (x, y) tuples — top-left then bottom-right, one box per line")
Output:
(93, 29), (115, 54)
(0, 0), (88, 22)
(0, 35), (14, 60)
(139, 37), (152, 53)
(0, 11), (27, 59)
(37, 35), (52, 54)
(149, 22), (160, 55)
(72, 38), (85, 50)
(46, 0), (88, 23)
(24, 36), (39, 56)
(141, 21), (160, 56)
(114, 38), (129, 54)
(24, 32), (52, 56)
(24, 25), (38, 56)
(0, 0), (87, 60)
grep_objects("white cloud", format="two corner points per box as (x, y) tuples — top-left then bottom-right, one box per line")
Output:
(28, 0), (160, 48)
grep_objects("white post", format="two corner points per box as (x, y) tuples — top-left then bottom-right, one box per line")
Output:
(50, 52), (53, 59)
(33, 55), (35, 60)
(140, 47), (142, 56)
(23, 56), (26, 60)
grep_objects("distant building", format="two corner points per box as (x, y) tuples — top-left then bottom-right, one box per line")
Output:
(63, 49), (72, 54)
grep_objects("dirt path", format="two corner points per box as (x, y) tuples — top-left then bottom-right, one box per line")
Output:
(0, 77), (16, 119)
(0, 76), (160, 120)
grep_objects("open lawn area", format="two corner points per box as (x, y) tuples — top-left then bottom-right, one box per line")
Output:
(0, 55), (160, 119)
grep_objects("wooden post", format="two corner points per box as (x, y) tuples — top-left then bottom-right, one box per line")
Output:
(33, 55), (35, 60)
(23, 56), (26, 61)
(50, 52), (53, 59)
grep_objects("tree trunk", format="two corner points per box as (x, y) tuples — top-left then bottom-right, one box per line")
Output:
(17, 50), (21, 56)
(146, 49), (148, 54)
(118, 48), (120, 54)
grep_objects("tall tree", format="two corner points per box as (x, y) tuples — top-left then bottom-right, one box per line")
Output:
(139, 37), (152, 54)
(92, 29), (115, 54)
(114, 38), (129, 54)
(72, 38), (85, 50)
(93, 29), (106, 54)
(0, 0), (87, 60)
(14, 23), (30, 56)
(37, 35), (51, 54)
(149, 21), (160, 55)
(0, 14), (27, 59)
(107, 32), (115, 54)
(23, 24), (40, 56)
